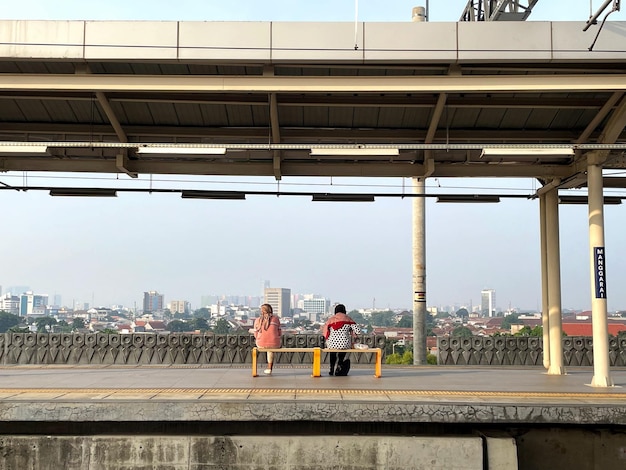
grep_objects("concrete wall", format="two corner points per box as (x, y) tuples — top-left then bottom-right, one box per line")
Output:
(0, 333), (385, 365)
(0, 435), (496, 470)
(437, 335), (626, 366)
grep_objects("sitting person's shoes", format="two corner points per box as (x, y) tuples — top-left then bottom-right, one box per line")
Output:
(335, 359), (351, 376)
(264, 369), (272, 375)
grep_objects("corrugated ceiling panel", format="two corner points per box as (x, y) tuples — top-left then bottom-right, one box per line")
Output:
(328, 108), (354, 128)
(119, 102), (155, 126)
(401, 108), (430, 129)
(251, 106), (269, 128)
(550, 109), (587, 130)
(173, 103), (204, 127)
(473, 108), (507, 129)
(147, 102), (180, 126)
(377, 107), (405, 128)
(276, 107), (303, 127)
(198, 103), (230, 127)
(352, 107), (380, 128)
(73, 100), (107, 124)
(525, 109), (559, 130)
(41, 99), (78, 123)
(303, 107), (329, 127)
(499, 108), (532, 129)
(224, 104), (255, 127)
(451, 108), (481, 129)
(0, 100), (26, 121)
(13, 100), (52, 122)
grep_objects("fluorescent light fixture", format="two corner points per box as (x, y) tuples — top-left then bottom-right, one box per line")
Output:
(436, 195), (500, 203)
(310, 148), (399, 156)
(0, 145), (48, 155)
(136, 147), (226, 155)
(481, 148), (574, 157)
(49, 188), (117, 197)
(312, 194), (375, 202)
(181, 190), (246, 200)
(559, 196), (622, 205)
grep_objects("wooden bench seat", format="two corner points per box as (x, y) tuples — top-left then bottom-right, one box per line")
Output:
(252, 347), (382, 378)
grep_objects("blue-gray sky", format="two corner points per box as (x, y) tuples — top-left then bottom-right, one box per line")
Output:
(2, 1), (626, 312)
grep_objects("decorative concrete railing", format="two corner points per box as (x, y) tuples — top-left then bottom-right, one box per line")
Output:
(437, 335), (626, 366)
(0, 333), (386, 366)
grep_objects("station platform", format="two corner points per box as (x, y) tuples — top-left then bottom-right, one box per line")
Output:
(0, 364), (624, 426)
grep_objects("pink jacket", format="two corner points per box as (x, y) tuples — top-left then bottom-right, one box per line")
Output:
(253, 316), (282, 348)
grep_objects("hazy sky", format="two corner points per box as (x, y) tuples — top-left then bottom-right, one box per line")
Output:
(2, 1), (626, 312)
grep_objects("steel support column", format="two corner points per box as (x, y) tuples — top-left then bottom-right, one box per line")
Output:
(412, 177), (427, 365)
(588, 163), (614, 387)
(539, 193), (550, 369)
(546, 188), (565, 375)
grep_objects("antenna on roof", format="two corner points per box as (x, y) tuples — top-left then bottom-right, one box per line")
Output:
(354, 0), (359, 50)
(584, 0), (621, 51)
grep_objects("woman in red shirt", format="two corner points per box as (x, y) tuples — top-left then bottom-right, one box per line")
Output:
(253, 303), (282, 375)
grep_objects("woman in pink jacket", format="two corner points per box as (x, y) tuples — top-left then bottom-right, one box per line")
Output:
(253, 303), (282, 375)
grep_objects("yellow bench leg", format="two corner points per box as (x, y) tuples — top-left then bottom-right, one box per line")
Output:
(252, 347), (258, 377)
(374, 349), (382, 378)
(312, 347), (321, 377)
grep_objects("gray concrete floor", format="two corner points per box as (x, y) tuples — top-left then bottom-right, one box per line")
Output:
(0, 364), (625, 404)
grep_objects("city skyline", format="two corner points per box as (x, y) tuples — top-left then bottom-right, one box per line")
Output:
(2, 283), (620, 315)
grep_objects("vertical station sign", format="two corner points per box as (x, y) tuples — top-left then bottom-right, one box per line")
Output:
(594, 247), (607, 299)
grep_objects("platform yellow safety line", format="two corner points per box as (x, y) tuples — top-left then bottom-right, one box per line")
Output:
(0, 388), (624, 399)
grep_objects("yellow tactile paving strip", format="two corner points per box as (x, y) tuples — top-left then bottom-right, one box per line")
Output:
(0, 388), (623, 399)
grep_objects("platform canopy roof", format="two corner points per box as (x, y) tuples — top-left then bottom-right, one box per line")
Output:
(1, 19), (626, 192)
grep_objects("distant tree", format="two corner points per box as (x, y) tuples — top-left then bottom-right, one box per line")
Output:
(55, 320), (72, 333)
(35, 317), (57, 333)
(456, 308), (469, 319)
(213, 318), (231, 335)
(451, 326), (473, 338)
(501, 313), (523, 330)
(194, 308), (211, 320)
(514, 325), (532, 336)
(72, 317), (86, 331)
(397, 316), (413, 328)
(348, 310), (366, 324)
(166, 320), (191, 332)
(99, 328), (119, 335)
(188, 317), (209, 331)
(370, 311), (395, 327)
(530, 326), (543, 337)
(0, 311), (21, 333)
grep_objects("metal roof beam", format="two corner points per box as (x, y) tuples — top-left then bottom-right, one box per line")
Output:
(0, 157), (575, 179)
(3, 74), (626, 93)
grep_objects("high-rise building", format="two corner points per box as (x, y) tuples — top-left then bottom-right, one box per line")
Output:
(264, 287), (291, 318)
(481, 289), (496, 317)
(19, 291), (48, 316)
(0, 294), (19, 315)
(143, 291), (164, 313)
(168, 300), (191, 315)
(302, 297), (329, 316)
